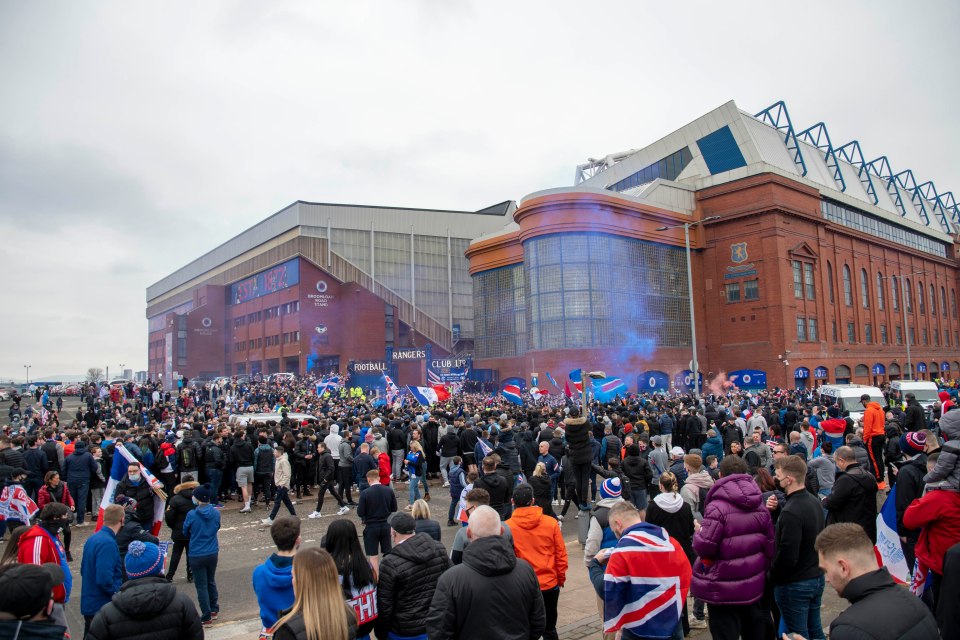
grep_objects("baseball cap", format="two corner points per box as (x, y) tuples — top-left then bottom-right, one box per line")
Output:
(670, 446), (685, 457)
(0, 563), (64, 620)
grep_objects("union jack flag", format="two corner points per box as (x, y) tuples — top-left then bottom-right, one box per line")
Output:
(603, 522), (691, 639)
(0, 484), (38, 523)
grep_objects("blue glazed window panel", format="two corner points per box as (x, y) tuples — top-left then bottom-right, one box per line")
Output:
(696, 126), (748, 175)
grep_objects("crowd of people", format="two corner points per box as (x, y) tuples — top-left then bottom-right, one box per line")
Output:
(0, 375), (958, 639)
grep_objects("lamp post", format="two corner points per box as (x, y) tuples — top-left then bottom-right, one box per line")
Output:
(23, 364), (30, 385)
(656, 216), (720, 398)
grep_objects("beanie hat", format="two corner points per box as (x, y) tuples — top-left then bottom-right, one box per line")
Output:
(192, 483), (213, 503)
(125, 540), (164, 579)
(599, 477), (622, 500)
(827, 406), (840, 418)
(901, 431), (926, 456)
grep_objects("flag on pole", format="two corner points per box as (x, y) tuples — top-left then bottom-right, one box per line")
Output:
(569, 369), (583, 393)
(501, 385), (523, 405)
(545, 372), (559, 389)
(408, 385), (439, 406)
(875, 485), (910, 583)
(564, 381), (573, 398)
(97, 443), (166, 536)
(593, 377), (628, 403)
(431, 384), (450, 402)
(529, 387), (549, 397)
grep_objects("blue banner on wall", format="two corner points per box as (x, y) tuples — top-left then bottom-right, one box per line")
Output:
(427, 357), (472, 385)
(637, 371), (670, 392)
(230, 258), (299, 304)
(814, 367), (829, 379)
(729, 369), (768, 389)
(673, 370), (704, 390)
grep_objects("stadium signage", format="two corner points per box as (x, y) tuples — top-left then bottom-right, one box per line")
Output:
(392, 348), (427, 361)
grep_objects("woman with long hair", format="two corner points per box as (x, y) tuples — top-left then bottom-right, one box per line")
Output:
(410, 499), (441, 541)
(529, 462), (557, 519)
(272, 547), (358, 640)
(323, 520), (377, 640)
(37, 470), (75, 561)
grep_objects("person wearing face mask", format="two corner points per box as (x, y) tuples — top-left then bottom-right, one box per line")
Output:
(116, 459), (155, 527)
(807, 523), (938, 640)
(0, 563), (68, 640)
(769, 455), (825, 640)
(114, 495), (159, 580)
(17, 502), (73, 635)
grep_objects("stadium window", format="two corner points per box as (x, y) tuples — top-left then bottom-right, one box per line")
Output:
(880, 325), (888, 345)
(796, 317), (807, 342)
(725, 283), (740, 303)
(843, 265), (853, 306)
(792, 261), (803, 299)
(827, 261), (835, 303)
(952, 289), (957, 318)
(860, 269), (870, 308)
(744, 279), (759, 300)
(918, 281), (925, 314)
(892, 276), (899, 311)
(864, 324), (873, 344)
(895, 326), (903, 345)
(905, 280), (913, 312)
(922, 329), (928, 345)
(807, 318), (818, 342)
(930, 284), (937, 315)
(876, 273), (885, 310)
(941, 287), (947, 317)
(847, 322), (856, 343)
(804, 263), (815, 299)
(832, 321), (838, 343)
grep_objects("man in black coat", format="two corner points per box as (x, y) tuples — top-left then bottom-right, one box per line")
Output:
(903, 394), (927, 432)
(822, 447), (878, 541)
(815, 523), (938, 640)
(563, 407), (594, 512)
(426, 505), (545, 640)
(375, 512), (450, 640)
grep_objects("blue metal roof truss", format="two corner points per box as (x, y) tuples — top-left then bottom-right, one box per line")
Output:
(836, 141), (878, 205)
(754, 101), (808, 177)
(894, 170), (931, 226)
(797, 122), (846, 192)
(864, 156), (907, 217)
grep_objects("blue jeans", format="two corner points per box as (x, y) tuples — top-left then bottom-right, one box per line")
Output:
(68, 480), (89, 524)
(418, 473), (429, 497)
(631, 489), (648, 512)
(190, 553), (220, 621)
(774, 575), (825, 640)
(207, 469), (223, 504)
(269, 486), (296, 520)
(409, 475), (421, 503)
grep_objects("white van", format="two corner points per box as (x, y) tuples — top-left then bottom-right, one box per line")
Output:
(889, 380), (940, 413)
(819, 384), (885, 422)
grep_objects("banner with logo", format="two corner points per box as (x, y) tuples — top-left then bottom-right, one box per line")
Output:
(427, 357), (472, 385)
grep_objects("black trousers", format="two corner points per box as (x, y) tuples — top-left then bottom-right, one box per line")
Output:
(166, 539), (191, 580)
(293, 464), (309, 495)
(572, 462), (592, 509)
(707, 601), (769, 640)
(542, 587), (560, 640)
(315, 480), (346, 511)
(253, 472), (273, 502)
(337, 466), (354, 503)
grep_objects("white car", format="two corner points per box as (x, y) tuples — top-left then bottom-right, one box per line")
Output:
(0, 389), (10, 401)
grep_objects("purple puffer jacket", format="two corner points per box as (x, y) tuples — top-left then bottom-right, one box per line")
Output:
(691, 473), (774, 605)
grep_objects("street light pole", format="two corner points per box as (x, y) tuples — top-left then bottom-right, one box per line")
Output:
(23, 364), (30, 385)
(902, 278), (912, 379)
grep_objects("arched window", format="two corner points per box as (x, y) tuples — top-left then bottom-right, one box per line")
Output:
(843, 265), (853, 306)
(892, 276), (899, 311)
(860, 269), (870, 308)
(941, 286), (947, 317)
(827, 262), (835, 303)
(876, 273), (885, 310)
(905, 279), (913, 312)
(918, 280), (925, 313)
(930, 284), (937, 315)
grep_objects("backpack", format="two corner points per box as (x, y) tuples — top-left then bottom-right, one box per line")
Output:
(180, 442), (195, 470)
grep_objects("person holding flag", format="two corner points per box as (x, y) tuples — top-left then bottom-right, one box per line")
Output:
(97, 441), (167, 538)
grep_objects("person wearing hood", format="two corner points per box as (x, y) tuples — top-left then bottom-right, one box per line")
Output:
(0, 562), (69, 640)
(822, 446), (878, 541)
(426, 505), (545, 640)
(252, 516), (298, 635)
(922, 402), (960, 492)
(375, 512), (450, 640)
(17, 503), (73, 634)
(679, 454), (714, 518)
(87, 540), (203, 640)
(691, 455), (775, 639)
(621, 444), (652, 511)
(701, 429), (724, 464)
(495, 425), (521, 477)
(62, 440), (98, 527)
(474, 455), (509, 519)
(506, 484), (567, 640)
(182, 483), (221, 625)
(115, 457), (155, 527)
(164, 479), (198, 582)
(646, 471), (697, 634)
(563, 407), (595, 512)
(584, 478), (626, 566)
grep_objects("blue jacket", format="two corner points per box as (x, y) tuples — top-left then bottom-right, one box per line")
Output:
(79, 527), (122, 615)
(183, 503), (220, 557)
(701, 435), (725, 462)
(538, 453), (560, 480)
(658, 414), (676, 435)
(448, 463), (466, 498)
(63, 442), (98, 483)
(252, 554), (294, 629)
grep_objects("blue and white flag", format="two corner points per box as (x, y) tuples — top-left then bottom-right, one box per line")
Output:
(545, 371), (560, 389)
(407, 385), (439, 406)
(875, 485), (910, 583)
(593, 377), (628, 402)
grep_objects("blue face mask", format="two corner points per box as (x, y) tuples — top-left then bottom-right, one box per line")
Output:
(192, 497), (199, 506)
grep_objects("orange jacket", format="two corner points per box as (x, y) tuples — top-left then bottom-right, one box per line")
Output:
(506, 505), (568, 590)
(863, 401), (885, 440)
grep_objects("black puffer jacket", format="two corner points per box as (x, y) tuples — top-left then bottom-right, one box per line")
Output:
(564, 416), (593, 465)
(375, 532), (451, 638)
(425, 534), (545, 640)
(87, 576), (203, 640)
(823, 463), (878, 541)
(164, 481), (197, 542)
(622, 453), (653, 492)
(828, 569), (938, 640)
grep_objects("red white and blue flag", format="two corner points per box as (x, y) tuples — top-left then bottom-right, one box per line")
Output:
(501, 384), (523, 405)
(603, 522), (691, 639)
(875, 485), (910, 583)
(0, 484), (38, 523)
(96, 444), (165, 536)
(593, 377), (628, 403)
(569, 369), (583, 393)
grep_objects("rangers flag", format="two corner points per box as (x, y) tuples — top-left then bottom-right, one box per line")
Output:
(501, 384), (523, 405)
(96, 443), (166, 536)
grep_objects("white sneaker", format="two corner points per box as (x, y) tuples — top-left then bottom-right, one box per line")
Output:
(575, 512), (580, 519)
(308, 511), (323, 519)
(240, 507), (251, 514)
(290, 500), (296, 505)
(442, 482), (450, 488)
(556, 514), (564, 521)
(260, 518), (273, 525)
(337, 506), (350, 516)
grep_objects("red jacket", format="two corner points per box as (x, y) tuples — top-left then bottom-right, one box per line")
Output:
(18, 525), (71, 603)
(903, 489), (960, 574)
(37, 483), (74, 510)
(377, 453), (391, 486)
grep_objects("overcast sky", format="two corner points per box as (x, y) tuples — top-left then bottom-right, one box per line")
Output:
(1, 0), (958, 381)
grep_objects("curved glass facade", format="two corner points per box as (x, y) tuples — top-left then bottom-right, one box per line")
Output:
(473, 265), (526, 358)
(524, 233), (690, 350)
